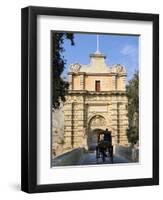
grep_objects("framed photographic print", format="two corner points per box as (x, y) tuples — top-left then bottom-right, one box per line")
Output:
(21, 6), (159, 193)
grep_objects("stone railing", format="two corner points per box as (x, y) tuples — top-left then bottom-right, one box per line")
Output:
(115, 145), (139, 162)
(52, 148), (85, 167)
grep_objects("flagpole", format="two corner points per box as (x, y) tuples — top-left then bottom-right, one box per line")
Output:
(97, 34), (99, 52)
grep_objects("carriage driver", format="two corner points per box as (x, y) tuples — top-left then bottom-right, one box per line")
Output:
(103, 128), (112, 145)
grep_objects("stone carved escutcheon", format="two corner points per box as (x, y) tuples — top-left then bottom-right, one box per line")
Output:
(90, 115), (106, 127)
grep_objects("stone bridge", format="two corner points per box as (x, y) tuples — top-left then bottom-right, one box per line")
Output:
(52, 145), (139, 167)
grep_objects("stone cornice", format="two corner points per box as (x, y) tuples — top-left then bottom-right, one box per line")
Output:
(68, 72), (126, 76)
(89, 53), (106, 59)
(68, 90), (126, 95)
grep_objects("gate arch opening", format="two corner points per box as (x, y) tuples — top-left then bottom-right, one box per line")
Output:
(87, 115), (107, 151)
(87, 128), (104, 151)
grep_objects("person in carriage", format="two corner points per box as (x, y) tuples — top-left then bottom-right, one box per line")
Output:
(104, 128), (112, 143)
(96, 128), (113, 162)
(103, 128), (112, 156)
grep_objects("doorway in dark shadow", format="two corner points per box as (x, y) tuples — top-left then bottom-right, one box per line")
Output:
(87, 129), (104, 151)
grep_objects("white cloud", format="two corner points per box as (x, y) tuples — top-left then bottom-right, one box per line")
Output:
(121, 44), (137, 56)
(120, 44), (139, 81)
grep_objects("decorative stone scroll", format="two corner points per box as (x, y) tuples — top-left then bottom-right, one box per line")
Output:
(111, 64), (126, 74)
(70, 63), (81, 73)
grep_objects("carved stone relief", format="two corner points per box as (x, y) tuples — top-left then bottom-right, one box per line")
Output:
(70, 63), (81, 73)
(89, 115), (106, 127)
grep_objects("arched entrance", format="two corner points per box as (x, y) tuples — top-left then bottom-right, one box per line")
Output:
(88, 115), (107, 150)
(87, 129), (104, 151)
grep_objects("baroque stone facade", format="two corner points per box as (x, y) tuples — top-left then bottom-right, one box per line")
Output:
(63, 51), (128, 151)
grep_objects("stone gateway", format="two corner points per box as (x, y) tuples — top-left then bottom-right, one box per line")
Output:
(63, 50), (129, 151)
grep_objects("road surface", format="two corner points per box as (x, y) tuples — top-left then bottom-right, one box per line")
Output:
(76, 150), (130, 165)
(52, 150), (132, 167)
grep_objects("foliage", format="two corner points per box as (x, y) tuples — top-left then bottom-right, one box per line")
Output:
(126, 71), (139, 144)
(127, 127), (139, 145)
(52, 32), (74, 109)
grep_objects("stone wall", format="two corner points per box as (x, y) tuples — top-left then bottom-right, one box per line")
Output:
(52, 148), (85, 166)
(70, 74), (126, 91)
(52, 106), (64, 158)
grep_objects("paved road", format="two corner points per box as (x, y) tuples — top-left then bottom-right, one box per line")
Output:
(52, 150), (132, 167)
(76, 150), (131, 165)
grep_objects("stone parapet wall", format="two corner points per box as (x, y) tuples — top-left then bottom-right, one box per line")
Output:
(115, 145), (139, 162)
(52, 148), (85, 166)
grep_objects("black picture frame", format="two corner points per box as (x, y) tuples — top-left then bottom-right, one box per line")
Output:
(21, 6), (159, 193)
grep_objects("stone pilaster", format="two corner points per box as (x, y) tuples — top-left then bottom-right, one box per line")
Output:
(117, 75), (126, 91)
(63, 102), (73, 150)
(112, 75), (117, 90)
(68, 74), (73, 90)
(80, 73), (85, 90)
(111, 102), (118, 144)
(118, 102), (128, 145)
(122, 76), (126, 91)
(71, 98), (87, 148)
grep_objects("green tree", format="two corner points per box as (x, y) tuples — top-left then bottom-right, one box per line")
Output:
(126, 71), (139, 144)
(52, 32), (74, 109)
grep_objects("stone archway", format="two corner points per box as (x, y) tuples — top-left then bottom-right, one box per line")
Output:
(87, 115), (107, 150)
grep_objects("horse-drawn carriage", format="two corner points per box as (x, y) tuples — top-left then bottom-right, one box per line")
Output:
(96, 130), (113, 163)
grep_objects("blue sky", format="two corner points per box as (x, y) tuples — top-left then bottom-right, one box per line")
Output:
(61, 33), (139, 81)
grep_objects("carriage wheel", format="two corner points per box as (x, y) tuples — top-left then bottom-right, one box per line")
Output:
(110, 146), (113, 163)
(100, 148), (106, 162)
(96, 146), (99, 159)
(102, 151), (105, 162)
